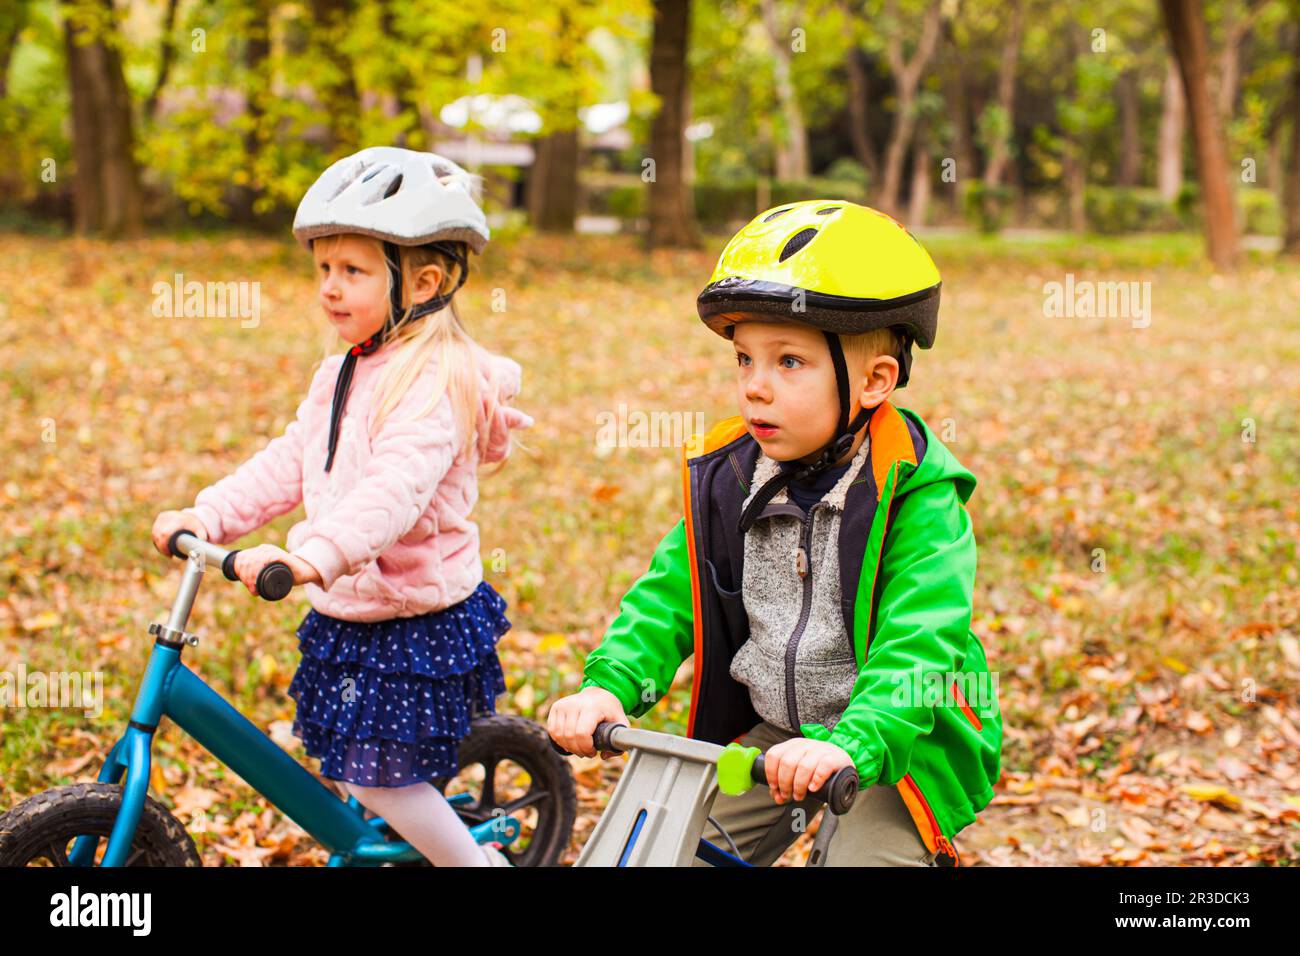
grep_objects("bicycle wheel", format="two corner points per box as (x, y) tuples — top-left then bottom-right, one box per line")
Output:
(433, 715), (576, 867)
(0, 782), (201, 867)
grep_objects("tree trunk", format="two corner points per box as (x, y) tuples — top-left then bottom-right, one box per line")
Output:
(1282, 18), (1300, 256)
(380, 0), (422, 148)
(1116, 69), (1141, 186)
(940, 17), (974, 212)
(647, 0), (698, 248)
(982, 0), (1023, 188)
(1061, 28), (1087, 231)
(63, 0), (144, 237)
(1063, 148), (1087, 232)
(1157, 55), (1185, 200)
(309, 0), (361, 154)
(846, 45), (880, 186)
(144, 0), (180, 120)
(877, 0), (943, 216)
(0, 3), (29, 100)
(231, 0), (271, 225)
(528, 128), (580, 232)
(1160, 0), (1239, 269)
(908, 129), (931, 225)
(761, 0), (808, 180)
(1215, 0), (1260, 124)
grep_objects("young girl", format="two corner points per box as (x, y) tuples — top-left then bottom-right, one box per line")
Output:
(150, 147), (533, 866)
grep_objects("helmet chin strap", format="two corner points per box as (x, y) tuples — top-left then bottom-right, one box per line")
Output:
(737, 330), (876, 534)
(380, 239), (469, 334)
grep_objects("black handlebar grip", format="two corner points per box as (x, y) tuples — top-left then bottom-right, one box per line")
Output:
(222, 550), (241, 581)
(750, 757), (859, 815)
(222, 549), (293, 600)
(822, 766), (859, 815)
(548, 720), (627, 757)
(167, 528), (193, 560)
(592, 722), (626, 754)
(168, 536), (293, 602)
(256, 562), (295, 601)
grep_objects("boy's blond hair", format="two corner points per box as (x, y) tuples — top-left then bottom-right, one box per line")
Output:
(838, 326), (904, 381)
(724, 315), (904, 384)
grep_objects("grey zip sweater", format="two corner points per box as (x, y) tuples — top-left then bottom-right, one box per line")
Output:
(729, 435), (871, 734)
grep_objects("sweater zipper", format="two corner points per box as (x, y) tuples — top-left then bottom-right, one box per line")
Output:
(783, 502), (822, 730)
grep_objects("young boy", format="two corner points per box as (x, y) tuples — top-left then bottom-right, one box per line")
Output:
(549, 201), (1001, 866)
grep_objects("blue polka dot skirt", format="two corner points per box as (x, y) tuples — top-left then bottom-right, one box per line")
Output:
(288, 580), (510, 788)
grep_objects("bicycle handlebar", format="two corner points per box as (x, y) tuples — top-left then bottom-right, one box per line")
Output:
(749, 752), (858, 816)
(551, 721), (859, 815)
(167, 529), (295, 602)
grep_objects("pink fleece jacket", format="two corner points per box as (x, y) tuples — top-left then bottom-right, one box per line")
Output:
(183, 340), (533, 622)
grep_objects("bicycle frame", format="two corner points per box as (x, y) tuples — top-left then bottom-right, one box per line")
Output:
(71, 544), (519, 867)
(573, 726), (839, 867)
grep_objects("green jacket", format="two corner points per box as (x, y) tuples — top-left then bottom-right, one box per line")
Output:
(580, 402), (1002, 864)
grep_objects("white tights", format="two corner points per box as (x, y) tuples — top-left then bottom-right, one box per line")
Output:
(344, 780), (487, 867)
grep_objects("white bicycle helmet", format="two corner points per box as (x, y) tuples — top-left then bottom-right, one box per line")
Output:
(297, 147), (491, 475)
(292, 146), (489, 252)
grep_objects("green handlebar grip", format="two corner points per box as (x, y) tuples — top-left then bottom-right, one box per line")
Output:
(717, 742), (761, 796)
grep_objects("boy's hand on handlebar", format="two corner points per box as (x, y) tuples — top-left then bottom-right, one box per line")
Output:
(547, 686), (627, 759)
(232, 545), (321, 596)
(151, 510), (207, 557)
(764, 738), (854, 804)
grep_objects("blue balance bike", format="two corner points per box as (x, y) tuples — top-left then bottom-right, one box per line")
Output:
(0, 531), (576, 867)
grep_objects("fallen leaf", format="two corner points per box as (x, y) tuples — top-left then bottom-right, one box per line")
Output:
(1049, 804), (1091, 828)
(1182, 783), (1240, 806)
(1185, 711), (1213, 734)
(1119, 816), (1158, 848)
(21, 611), (61, 632)
(173, 784), (221, 818)
(1216, 756), (1252, 782)
(1197, 808), (1239, 832)
(45, 750), (97, 777)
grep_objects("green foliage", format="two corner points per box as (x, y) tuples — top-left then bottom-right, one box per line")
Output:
(1083, 186), (1182, 235)
(1173, 181), (1201, 229)
(595, 171), (868, 226)
(1238, 188), (1280, 237)
(0, 2), (69, 207)
(975, 102), (1012, 164)
(962, 181), (1013, 234)
(2, 0), (1299, 243)
(1057, 52), (1118, 142)
(821, 156), (870, 192)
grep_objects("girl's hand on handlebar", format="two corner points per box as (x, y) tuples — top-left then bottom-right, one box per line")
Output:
(547, 686), (627, 759)
(232, 545), (321, 597)
(151, 510), (207, 557)
(764, 738), (854, 804)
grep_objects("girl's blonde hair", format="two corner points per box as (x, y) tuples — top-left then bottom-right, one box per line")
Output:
(312, 233), (503, 469)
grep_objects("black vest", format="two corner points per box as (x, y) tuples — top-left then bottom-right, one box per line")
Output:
(682, 413), (928, 745)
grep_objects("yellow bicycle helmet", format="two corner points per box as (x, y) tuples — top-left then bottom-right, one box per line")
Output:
(697, 200), (943, 532)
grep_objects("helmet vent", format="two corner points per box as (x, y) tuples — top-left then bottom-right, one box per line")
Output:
(328, 165), (368, 201)
(382, 174), (404, 199)
(763, 207), (794, 222)
(778, 228), (817, 262)
(815, 206), (841, 215)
